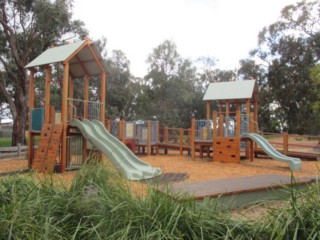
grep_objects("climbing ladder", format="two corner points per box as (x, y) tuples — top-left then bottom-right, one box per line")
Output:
(32, 123), (63, 173)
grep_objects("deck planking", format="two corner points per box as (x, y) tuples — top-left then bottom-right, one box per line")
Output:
(164, 174), (315, 200)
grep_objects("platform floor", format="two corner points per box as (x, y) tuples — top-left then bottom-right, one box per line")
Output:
(164, 174), (316, 200)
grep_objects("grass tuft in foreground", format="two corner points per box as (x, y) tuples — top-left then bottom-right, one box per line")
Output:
(0, 164), (319, 239)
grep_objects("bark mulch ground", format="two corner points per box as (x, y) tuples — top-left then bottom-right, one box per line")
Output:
(0, 152), (318, 192)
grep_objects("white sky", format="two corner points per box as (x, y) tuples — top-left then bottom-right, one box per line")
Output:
(73, 0), (298, 77)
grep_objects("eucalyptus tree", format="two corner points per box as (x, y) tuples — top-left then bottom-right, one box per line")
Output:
(145, 40), (199, 128)
(0, 0), (87, 145)
(105, 49), (133, 120)
(250, 0), (320, 134)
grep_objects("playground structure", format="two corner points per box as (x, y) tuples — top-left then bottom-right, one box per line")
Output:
(196, 81), (301, 170)
(26, 39), (161, 179)
(26, 40), (106, 173)
(105, 81), (302, 171)
(25, 40), (306, 176)
(193, 81), (259, 164)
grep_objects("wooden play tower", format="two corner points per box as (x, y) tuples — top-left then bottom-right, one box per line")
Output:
(26, 39), (107, 173)
(191, 80), (259, 163)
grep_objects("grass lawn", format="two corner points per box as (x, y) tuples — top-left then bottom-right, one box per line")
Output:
(0, 138), (11, 147)
(0, 137), (40, 147)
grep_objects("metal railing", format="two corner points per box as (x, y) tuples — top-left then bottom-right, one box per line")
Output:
(67, 136), (83, 168)
(195, 120), (213, 142)
(67, 98), (102, 121)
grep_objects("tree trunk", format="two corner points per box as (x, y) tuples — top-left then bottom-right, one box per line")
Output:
(11, 107), (27, 146)
(11, 69), (28, 146)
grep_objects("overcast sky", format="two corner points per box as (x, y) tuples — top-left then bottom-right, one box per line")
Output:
(73, 0), (298, 77)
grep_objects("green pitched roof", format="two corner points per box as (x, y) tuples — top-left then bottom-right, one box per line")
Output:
(26, 40), (107, 78)
(203, 80), (258, 102)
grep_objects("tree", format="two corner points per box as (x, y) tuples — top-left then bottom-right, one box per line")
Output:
(145, 40), (198, 128)
(238, 59), (282, 132)
(0, 0), (87, 145)
(106, 49), (132, 119)
(250, 0), (320, 134)
(309, 64), (320, 133)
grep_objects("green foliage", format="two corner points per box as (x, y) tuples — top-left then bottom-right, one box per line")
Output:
(0, 0), (88, 145)
(144, 40), (200, 128)
(241, 0), (320, 134)
(0, 164), (249, 239)
(1, 164), (320, 239)
(106, 49), (133, 119)
(253, 178), (320, 239)
(309, 65), (320, 113)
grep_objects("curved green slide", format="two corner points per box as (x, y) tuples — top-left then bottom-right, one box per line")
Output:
(242, 133), (301, 171)
(71, 119), (162, 180)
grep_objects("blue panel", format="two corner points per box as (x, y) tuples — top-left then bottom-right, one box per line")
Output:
(31, 108), (44, 131)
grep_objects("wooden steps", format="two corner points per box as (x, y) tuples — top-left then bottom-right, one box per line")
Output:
(32, 124), (63, 173)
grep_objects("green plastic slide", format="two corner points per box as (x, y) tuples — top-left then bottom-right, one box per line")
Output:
(71, 119), (162, 180)
(242, 133), (301, 171)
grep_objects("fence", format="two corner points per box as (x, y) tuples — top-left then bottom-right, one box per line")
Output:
(157, 127), (191, 155)
(0, 144), (27, 159)
(259, 132), (320, 159)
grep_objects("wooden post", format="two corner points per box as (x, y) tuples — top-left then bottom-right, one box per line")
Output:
(246, 99), (251, 130)
(254, 99), (258, 133)
(213, 111), (217, 137)
(254, 99), (259, 149)
(82, 135), (88, 164)
(250, 112), (255, 133)
(106, 119), (111, 131)
(60, 62), (69, 173)
(28, 68), (35, 168)
(147, 120), (151, 156)
(191, 118), (195, 160)
(122, 120), (126, 141)
(250, 140), (254, 161)
(219, 114), (224, 137)
(206, 101), (210, 120)
(100, 71), (106, 123)
(283, 132), (289, 155)
(156, 121), (159, 154)
(164, 127), (168, 144)
(236, 103), (241, 137)
(68, 77), (74, 121)
(82, 75), (89, 164)
(119, 120), (124, 142)
(44, 65), (51, 124)
(84, 75), (89, 119)
(225, 100), (229, 137)
(49, 106), (55, 124)
(245, 99), (251, 158)
(179, 128), (183, 155)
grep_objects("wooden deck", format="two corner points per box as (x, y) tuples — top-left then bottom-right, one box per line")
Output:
(164, 174), (316, 200)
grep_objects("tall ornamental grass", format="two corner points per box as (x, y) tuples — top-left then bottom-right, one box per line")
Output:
(0, 164), (319, 239)
(253, 176), (320, 239)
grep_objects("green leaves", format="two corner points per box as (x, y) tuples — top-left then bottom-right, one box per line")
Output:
(246, 0), (320, 134)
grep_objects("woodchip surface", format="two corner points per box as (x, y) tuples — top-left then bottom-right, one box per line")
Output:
(1, 151), (318, 190)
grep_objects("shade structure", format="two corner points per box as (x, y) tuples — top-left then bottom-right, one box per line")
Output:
(26, 40), (107, 77)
